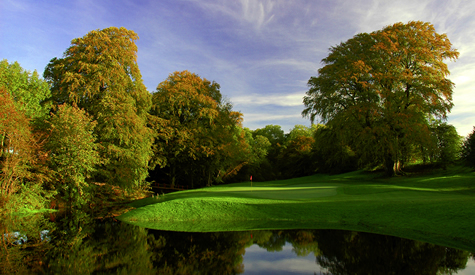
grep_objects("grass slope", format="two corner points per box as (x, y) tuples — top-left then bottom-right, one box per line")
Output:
(119, 166), (475, 251)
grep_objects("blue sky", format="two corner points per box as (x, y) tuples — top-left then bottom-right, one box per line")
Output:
(1, 0), (474, 136)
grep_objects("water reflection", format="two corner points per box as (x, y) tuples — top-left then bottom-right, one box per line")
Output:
(1, 213), (474, 274)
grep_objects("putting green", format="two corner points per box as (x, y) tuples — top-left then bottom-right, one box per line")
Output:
(211, 185), (339, 200)
(119, 167), (475, 252)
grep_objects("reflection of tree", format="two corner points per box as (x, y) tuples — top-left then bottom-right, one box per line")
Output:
(313, 230), (470, 275)
(252, 230), (286, 252)
(0, 213), (54, 274)
(286, 230), (320, 257)
(250, 230), (321, 256)
(148, 230), (251, 274)
(93, 219), (156, 274)
(45, 211), (97, 274)
(45, 211), (156, 274)
(2, 220), (472, 275)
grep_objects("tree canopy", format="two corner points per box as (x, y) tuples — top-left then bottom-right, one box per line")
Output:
(149, 71), (245, 187)
(0, 63), (52, 211)
(0, 59), (51, 122)
(302, 21), (459, 175)
(43, 27), (153, 189)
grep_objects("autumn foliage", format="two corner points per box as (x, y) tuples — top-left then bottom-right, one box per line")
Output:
(303, 21), (459, 176)
(0, 21), (467, 212)
(44, 27), (153, 189)
(149, 71), (247, 187)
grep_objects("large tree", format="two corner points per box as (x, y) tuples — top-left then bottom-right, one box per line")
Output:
(43, 27), (153, 189)
(149, 71), (245, 187)
(302, 21), (459, 176)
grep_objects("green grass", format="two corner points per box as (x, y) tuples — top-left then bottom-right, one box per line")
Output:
(118, 166), (475, 252)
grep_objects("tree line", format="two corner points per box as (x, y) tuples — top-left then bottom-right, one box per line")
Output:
(1, 22), (475, 211)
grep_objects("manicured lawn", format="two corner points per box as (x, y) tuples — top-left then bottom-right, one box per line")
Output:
(118, 166), (475, 251)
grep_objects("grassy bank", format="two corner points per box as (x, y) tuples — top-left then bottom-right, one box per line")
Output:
(118, 166), (475, 251)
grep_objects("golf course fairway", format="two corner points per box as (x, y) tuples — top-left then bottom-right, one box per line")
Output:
(118, 166), (475, 252)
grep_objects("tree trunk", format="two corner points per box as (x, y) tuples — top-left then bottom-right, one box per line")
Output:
(170, 165), (176, 188)
(384, 154), (395, 177)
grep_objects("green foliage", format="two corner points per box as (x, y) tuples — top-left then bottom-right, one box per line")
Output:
(285, 124), (314, 142)
(278, 125), (316, 178)
(227, 128), (272, 182)
(312, 124), (358, 174)
(46, 104), (100, 208)
(303, 21), (459, 176)
(462, 127), (475, 168)
(253, 124), (285, 150)
(0, 59), (51, 122)
(43, 27), (153, 189)
(427, 121), (462, 168)
(244, 128), (271, 165)
(251, 125), (285, 179)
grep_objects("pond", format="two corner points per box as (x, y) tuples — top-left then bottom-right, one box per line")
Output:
(1, 212), (474, 274)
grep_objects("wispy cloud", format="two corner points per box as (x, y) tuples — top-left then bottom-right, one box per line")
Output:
(240, 0), (276, 30)
(3, 0), (474, 135)
(232, 91), (304, 107)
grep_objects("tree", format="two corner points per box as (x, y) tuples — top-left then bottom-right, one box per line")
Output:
(461, 127), (475, 168)
(252, 125), (285, 179)
(244, 128), (271, 166)
(228, 128), (272, 182)
(0, 88), (35, 205)
(427, 122), (462, 169)
(0, 59), (51, 122)
(0, 88), (51, 211)
(278, 125), (316, 178)
(46, 104), (100, 208)
(303, 21), (459, 176)
(149, 71), (244, 187)
(312, 124), (358, 174)
(0, 60), (51, 161)
(0, 60), (54, 212)
(43, 27), (153, 189)
(253, 125), (285, 151)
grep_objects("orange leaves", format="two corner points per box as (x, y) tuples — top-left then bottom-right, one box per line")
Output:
(303, 21), (459, 175)
(150, 71), (245, 185)
(0, 88), (38, 198)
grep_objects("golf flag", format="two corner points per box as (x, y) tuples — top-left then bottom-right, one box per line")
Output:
(250, 175), (252, 181)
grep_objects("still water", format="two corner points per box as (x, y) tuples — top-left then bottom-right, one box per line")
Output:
(1, 212), (474, 274)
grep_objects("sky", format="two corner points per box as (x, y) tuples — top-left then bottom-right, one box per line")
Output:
(1, 0), (474, 136)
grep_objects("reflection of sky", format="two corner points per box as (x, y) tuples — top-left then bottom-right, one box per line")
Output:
(242, 242), (475, 275)
(458, 259), (475, 275)
(242, 242), (326, 275)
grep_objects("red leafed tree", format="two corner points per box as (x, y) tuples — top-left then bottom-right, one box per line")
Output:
(0, 88), (38, 208)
